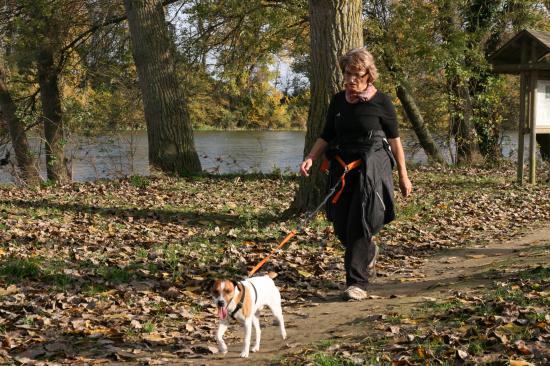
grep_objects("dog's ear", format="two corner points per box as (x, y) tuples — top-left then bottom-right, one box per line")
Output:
(202, 278), (216, 294)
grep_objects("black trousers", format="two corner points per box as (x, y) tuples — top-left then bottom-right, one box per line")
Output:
(330, 169), (376, 290)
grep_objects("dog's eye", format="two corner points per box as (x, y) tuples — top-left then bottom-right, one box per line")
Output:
(223, 288), (231, 294)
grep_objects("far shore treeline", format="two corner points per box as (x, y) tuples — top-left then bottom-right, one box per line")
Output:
(0, 1), (550, 187)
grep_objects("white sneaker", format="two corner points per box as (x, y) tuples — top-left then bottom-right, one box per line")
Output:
(343, 286), (368, 300)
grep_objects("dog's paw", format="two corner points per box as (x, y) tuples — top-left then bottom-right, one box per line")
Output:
(240, 350), (249, 358)
(251, 345), (260, 353)
(218, 344), (228, 354)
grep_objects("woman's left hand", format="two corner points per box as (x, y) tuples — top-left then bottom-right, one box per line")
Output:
(399, 175), (412, 197)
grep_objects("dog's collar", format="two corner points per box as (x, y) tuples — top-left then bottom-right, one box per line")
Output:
(230, 283), (245, 320)
(250, 281), (258, 305)
(229, 280), (258, 320)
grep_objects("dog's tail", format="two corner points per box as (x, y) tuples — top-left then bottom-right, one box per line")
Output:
(267, 272), (278, 279)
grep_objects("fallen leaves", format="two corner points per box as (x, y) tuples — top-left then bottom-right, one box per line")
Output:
(0, 166), (549, 364)
(281, 264), (550, 365)
(509, 359), (536, 366)
(0, 284), (18, 296)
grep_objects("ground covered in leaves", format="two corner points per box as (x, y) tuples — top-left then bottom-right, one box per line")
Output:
(0, 163), (549, 365)
(280, 264), (550, 366)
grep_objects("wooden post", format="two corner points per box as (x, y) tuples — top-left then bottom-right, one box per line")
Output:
(529, 40), (538, 184)
(517, 41), (528, 183)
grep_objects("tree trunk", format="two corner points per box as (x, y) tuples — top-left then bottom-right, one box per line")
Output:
(438, 1), (481, 165)
(290, 0), (363, 213)
(450, 83), (482, 164)
(395, 83), (445, 164)
(37, 46), (69, 183)
(0, 64), (40, 184)
(123, 0), (201, 175)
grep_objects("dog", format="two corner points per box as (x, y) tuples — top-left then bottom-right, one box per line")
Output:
(210, 272), (286, 358)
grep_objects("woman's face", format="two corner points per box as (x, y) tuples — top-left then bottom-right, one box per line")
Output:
(343, 65), (370, 93)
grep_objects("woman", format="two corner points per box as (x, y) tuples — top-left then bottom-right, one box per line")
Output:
(300, 47), (412, 301)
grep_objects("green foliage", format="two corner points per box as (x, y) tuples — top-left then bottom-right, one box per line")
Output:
(129, 175), (151, 189)
(2, 0), (550, 156)
(177, 0), (309, 130)
(363, 0), (550, 163)
(185, 62), (302, 130)
(63, 85), (145, 134)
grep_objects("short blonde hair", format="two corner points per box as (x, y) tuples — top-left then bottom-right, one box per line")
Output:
(339, 47), (379, 82)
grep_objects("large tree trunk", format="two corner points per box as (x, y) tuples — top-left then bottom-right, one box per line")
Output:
(123, 0), (201, 175)
(0, 64), (40, 184)
(37, 46), (69, 183)
(290, 0), (363, 213)
(395, 83), (445, 164)
(449, 83), (482, 164)
(438, 1), (481, 165)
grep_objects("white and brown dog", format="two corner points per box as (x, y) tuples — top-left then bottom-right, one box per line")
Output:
(210, 272), (286, 358)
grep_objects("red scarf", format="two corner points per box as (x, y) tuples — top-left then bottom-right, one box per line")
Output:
(345, 83), (377, 104)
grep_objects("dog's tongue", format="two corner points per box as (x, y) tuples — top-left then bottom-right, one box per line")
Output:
(218, 307), (228, 320)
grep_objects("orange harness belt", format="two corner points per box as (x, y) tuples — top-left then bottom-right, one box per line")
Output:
(322, 155), (362, 204)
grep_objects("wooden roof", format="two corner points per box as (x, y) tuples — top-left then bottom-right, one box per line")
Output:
(489, 29), (550, 65)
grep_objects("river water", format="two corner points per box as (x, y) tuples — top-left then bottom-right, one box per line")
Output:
(0, 130), (538, 183)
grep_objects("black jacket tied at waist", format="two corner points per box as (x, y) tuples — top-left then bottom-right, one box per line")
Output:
(325, 130), (396, 240)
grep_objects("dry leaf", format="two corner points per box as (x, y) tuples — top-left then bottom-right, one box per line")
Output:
(0, 285), (18, 297)
(514, 340), (532, 355)
(297, 269), (313, 278)
(456, 349), (468, 360)
(509, 360), (535, 366)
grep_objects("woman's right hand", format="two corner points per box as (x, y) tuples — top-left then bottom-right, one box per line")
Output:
(300, 139), (327, 177)
(300, 158), (313, 177)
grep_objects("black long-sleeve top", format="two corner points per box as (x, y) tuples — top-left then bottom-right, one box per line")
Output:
(320, 91), (399, 146)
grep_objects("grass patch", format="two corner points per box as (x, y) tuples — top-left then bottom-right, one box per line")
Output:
(129, 175), (151, 189)
(386, 313), (403, 324)
(519, 265), (550, 281)
(142, 322), (155, 333)
(97, 266), (133, 283)
(467, 339), (486, 355)
(163, 243), (182, 282)
(0, 257), (77, 289)
(312, 353), (354, 366)
(81, 283), (109, 297)
(397, 197), (434, 220)
(422, 299), (462, 312)
(0, 257), (41, 282)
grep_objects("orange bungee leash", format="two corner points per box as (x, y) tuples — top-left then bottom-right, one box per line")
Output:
(247, 156), (362, 277)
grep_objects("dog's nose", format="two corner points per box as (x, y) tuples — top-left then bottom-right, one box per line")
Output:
(217, 300), (225, 307)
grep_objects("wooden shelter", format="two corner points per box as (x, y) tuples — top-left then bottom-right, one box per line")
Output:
(489, 29), (550, 184)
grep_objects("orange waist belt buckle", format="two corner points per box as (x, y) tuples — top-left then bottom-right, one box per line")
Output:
(320, 156), (362, 204)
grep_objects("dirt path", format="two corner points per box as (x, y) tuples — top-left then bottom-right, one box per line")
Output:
(182, 225), (550, 365)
